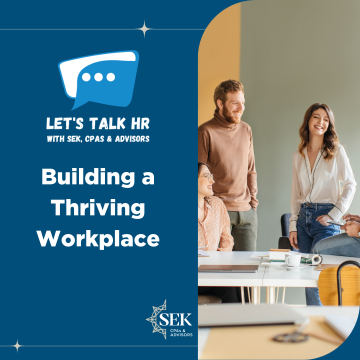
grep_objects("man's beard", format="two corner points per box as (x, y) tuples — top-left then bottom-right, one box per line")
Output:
(223, 106), (241, 124)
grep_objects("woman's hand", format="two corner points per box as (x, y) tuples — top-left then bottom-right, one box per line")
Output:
(343, 213), (360, 223)
(289, 232), (298, 250)
(316, 215), (332, 226)
(340, 221), (360, 238)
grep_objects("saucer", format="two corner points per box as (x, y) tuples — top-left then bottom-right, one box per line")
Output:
(282, 264), (308, 271)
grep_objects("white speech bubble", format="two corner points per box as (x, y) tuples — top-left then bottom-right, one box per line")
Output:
(59, 51), (136, 98)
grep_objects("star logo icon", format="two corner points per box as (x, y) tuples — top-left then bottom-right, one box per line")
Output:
(146, 300), (166, 339)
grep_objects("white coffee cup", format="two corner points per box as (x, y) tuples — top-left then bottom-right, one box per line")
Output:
(285, 253), (301, 267)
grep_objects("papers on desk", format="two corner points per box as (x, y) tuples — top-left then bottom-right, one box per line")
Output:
(251, 251), (312, 264)
(269, 250), (290, 261)
(198, 249), (210, 257)
(250, 251), (269, 258)
(250, 251), (293, 262)
(325, 315), (357, 339)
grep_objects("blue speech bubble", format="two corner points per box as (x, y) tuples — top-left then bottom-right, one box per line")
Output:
(72, 55), (139, 110)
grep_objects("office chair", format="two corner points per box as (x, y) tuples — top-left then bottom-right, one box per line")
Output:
(278, 213), (292, 250)
(276, 213), (291, 304)
(318, 260), (360, 306)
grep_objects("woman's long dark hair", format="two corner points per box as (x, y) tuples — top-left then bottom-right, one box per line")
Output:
(198, 162), (210, 177)
(298, 103), (339, 161)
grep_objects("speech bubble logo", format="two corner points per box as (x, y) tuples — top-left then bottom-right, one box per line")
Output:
(58, 51), (139, 110)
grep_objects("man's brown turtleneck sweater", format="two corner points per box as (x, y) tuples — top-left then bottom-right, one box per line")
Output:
(198, 111), (258, 212)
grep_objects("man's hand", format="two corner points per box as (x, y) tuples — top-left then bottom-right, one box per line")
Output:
(316, 215), (332, 226)
(340, 221), (360, 238)
(343, 213), (360, 223)
(289, 232), (299, 249)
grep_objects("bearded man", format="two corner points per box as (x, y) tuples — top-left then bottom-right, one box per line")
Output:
(198, 80), (258, 251)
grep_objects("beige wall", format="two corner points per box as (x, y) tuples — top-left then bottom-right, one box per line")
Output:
(198, 4), (241, 126)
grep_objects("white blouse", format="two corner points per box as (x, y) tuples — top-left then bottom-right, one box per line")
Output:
(290, 145), (356, 233)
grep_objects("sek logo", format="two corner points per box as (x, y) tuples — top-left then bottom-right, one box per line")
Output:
(159, 313), (192, 326)
(146, 300), (192, 339)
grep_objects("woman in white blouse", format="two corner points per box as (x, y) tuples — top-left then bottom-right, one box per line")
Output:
(289, 103), (356, 305)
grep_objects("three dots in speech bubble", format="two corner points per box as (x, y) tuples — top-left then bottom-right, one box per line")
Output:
(82, 72), (115, 82)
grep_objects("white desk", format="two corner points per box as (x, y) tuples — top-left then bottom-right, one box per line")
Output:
(198, 252), (360, 304)
(262, 254), (360, 303)
(263, 254), (360, 287)
(198, 251), (264, 287)
(198, 251), (265, 304)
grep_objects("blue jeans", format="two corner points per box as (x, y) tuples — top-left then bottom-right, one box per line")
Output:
(312, 232), (360, 256)
(296, 203), (340, 305)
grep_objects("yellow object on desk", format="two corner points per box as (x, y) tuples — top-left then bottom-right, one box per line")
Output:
(200, 316), (343, 360)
